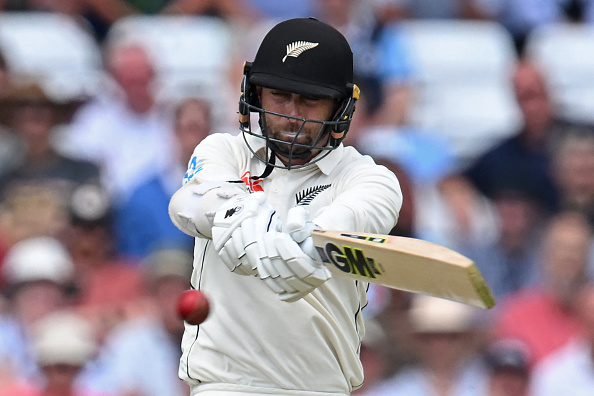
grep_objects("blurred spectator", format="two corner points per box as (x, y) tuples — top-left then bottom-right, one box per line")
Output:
(92, 247), (193, 396)
(353, 318), (398, 395)
(79, 0), (256, 41)
(362, 295), (488, 395)
(0, 0), (85, 18)
(0, 236), (77, 390)
(490, 211), (592, 367)
(456, 177), (547, 301)
(0, 81), (97, 188)
(0, 48), (21, 179)
(463, 59), (562, 215)
(114, 97), (210, 259)
(244, 0), (315, 21)
(482, 0), (584, 55)
(0, 182), (70, 255)
(0, 50), (10, 95)
(22, 310), (106, 396)
(84, 0), (252, 19)
(528, 281), (594, 395)
(363, 285), (416, 385)
(317, 0), (413, 135)
(580, 0), (594, 25)
(0, 49), (17, 264)
(66, 184), (144, 333)
(0, 0), (107, 44)
(550, 123), (594, 230)
(57, 40), (175, 208)
(395, 0), (495, 20)
(0, 0), (84, 15)
(374, 157), (415, 237)
(439, 60), (588, 297)
(356, 123), (456, 203)
(482, 339), (531, 396)
(0, 81), (100, 246)
(0, 0), (253, 42)
(356, 123), (498, 249)
(339, 2), (507, 249)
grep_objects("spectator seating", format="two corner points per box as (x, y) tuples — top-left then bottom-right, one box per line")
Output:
(400, 20), (522, 167)
(525, 23), (594, 124)
(0, 12), (103, 101)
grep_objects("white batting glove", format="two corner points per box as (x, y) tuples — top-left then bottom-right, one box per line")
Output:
(284, 206), (322, 262)
(212, 191), (278, 276)
(256, 231), (331, 302)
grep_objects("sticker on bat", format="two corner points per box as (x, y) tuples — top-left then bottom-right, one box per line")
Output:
(339, 233), (387, 244)
(316, 243), (383, 279)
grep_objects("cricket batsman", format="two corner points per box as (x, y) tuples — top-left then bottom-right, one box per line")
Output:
(169, 17), (402, 395)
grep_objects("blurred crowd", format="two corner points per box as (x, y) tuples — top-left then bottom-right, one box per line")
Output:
(1, 0), (594, 395)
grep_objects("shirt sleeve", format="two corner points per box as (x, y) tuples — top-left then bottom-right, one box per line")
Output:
(182, 133), (247, 185)
(314, 157), (403, 235)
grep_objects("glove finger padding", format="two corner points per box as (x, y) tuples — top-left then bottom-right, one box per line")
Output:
(285, 206), (313, 243)
(284, 206), (322, 262)
(239, 217), (261, 274)
(218, 228), (255, 276)
(256, 234), (299, 294)
(254, 232), (331, 302)
(265, 234), (314, 293)
(274, 233), (331, 288)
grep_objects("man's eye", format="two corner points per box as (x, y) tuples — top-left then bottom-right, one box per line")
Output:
(303, 98), (320, 106)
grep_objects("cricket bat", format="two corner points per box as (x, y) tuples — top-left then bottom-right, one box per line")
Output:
(311, 229), (495, 309)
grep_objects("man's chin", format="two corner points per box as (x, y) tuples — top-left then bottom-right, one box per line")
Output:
(268, 141), (312, 160)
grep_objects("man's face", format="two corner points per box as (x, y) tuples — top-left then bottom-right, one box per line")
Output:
(12, 101), (54, 139)
(542, 215), (591, 305)
(512, 63), (552, 134)
(175, 99), (211, 165)
(13, 280), (67, 325)
(489, 369), (528, 396)
(258, 87), (336, 165)
(108, 45), (155, 113)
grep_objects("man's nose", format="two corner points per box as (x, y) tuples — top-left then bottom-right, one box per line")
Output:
(283, 96), (302, 119)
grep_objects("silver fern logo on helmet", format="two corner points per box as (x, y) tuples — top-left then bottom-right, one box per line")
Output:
(282, 41), (319, 62)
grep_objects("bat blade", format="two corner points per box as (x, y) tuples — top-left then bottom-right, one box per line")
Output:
(311, 229), (495, 309)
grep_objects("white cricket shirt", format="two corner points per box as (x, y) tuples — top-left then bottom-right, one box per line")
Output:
(177, 132), (402, 395)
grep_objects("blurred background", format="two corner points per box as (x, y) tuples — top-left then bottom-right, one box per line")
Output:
(1, 0), (594, 395)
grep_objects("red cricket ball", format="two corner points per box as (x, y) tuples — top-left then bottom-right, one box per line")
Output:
(177, 290), (210, 325)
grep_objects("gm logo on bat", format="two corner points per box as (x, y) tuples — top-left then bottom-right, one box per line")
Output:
(317, 242), (384, 279)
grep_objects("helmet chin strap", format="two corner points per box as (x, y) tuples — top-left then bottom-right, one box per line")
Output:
(227, 150), (275, 188)
(252, 151), (276, 180)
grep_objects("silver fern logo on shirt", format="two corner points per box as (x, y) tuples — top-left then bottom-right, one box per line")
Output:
(296, 184), (331, 206)
(282, 41), (319, 62)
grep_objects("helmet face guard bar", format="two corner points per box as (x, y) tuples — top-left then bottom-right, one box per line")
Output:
(239, 99), (352, 170)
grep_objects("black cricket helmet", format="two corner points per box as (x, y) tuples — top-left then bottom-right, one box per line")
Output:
(239, 17), (360, 169)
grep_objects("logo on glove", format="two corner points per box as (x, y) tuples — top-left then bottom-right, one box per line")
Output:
(224, 205), (243, 219)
